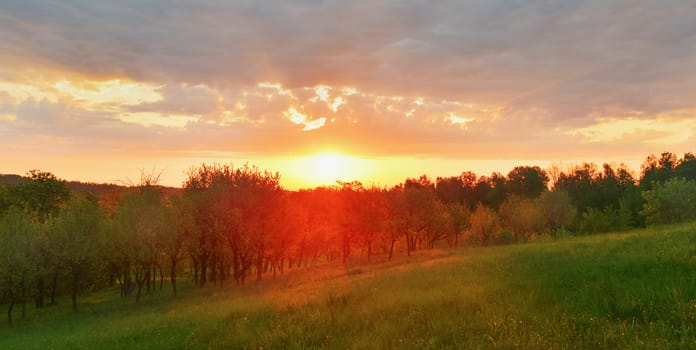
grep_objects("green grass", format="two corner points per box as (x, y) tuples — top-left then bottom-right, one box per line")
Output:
(2, 223), (696, 349)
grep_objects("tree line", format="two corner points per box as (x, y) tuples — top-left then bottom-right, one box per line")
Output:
(1, 152), (695, 324)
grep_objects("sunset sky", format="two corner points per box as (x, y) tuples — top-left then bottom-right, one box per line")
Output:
(1, 1), (695, 189)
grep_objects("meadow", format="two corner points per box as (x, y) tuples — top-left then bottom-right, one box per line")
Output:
(1, 223), (695, 349)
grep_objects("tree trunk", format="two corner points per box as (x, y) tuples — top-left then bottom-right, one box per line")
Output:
(159, 265), (164, 291)
(219, 258), (226, 288)
(256, 250), (263, 281)
(170, 260), (178, 297)
(71, 273), (78, 312)
(136, 283), (143, 303)
(191, 257), (199, 286)
(342, 235), (350, 265)
(21, 277), (26, 319)
(146, 265), (151, 293)
(296, 236), (306, 269)
(49, 271), (58, 305)
(35, 278), (44, 308)
(388, 239), (396, 261)
(200, 256), (207, 287)
(7, 295), (14, 326)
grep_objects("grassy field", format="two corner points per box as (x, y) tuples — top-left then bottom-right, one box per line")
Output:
(2, 223), (696, 349)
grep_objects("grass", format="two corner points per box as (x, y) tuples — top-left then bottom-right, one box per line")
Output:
(2, 223), (696, 349)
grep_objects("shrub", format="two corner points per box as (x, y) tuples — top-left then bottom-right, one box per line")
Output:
(498, 195), (543, 242)
(641, 177), (696, 225)
(469, 205), (501, 245)
(537, 190), (576, 231)
(494, 230), (517, 245)
(579, 205), (632, 234)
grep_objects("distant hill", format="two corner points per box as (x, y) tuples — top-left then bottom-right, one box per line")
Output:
(0, 174), (180, 197)
(0, 174), (24, 185)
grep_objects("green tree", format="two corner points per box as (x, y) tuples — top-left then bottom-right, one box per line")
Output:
(0, 208), (38, 324)
(641, 177), (696, 225)
(164, 194), (194, 297)
(51, 193), (105, 311)
(391, 179), (447, 254)
(445, 203), (471, 247)
(537, 190), (576, 233)
(468, 205), (501, 245)
(506, 166), (549, 198)
(498, 195), (544, 241)
(12, 170), (71, 223)
(675, 152), (696, 181)
(4, 171), (71, 308)
(113, 186), (167, 302)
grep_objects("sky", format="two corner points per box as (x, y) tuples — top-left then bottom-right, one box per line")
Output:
(1, 1), (695, 189)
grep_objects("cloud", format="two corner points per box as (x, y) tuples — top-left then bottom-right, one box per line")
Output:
(127, 84), (219, 116)
(1, 0), (696, 167)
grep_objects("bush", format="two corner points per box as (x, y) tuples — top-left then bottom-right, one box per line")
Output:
(468, 205), (501, 246)
(498, 195), (543, 242)
(579, 207), (615, 234)
(494, 230), (517, 245)
(537, 190), (576, 231)
(579, 205), (632, 234)
(641, 178), (696, 225)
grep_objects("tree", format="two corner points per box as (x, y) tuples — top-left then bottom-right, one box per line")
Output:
(641, 178), (696, 225)
(182, 163), (232, 287)
(51, 193), (105, 311)
(12, 170), (71, 223)
(445, 203), (471, 247)
(435, 176), (465, 205)
(113, 186), (167, 303)
(498, 195), (543, 241)
(675, 153), (696, 181)
(183, 163), (282, 285)
(4, 171), (70, 308)
(354, 186), (388, 262)
(640, 152), (677, 191)
(164, 194), (194, 297)
(0, 208), (38, 324)
(506, 166), (549, 198)
(484, 173), (508, 209)
(391, 179), (447, 254)
(468, 205), (501, 245)
(537, 190), (576, 233)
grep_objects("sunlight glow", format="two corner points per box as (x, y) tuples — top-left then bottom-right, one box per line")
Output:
(330, 96), (344, 112)
(314, 85), (331, 102)
(0, 114), (17, 122)
(307, 152), (360, 185)
(53, 79), (162, 108)
(0, 81), (59, 103)
(448, 113), (474, 126)
(284, 106), (326, 131)
(568, 116), (696, 145)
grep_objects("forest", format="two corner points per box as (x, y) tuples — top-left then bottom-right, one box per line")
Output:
(1, 151), (695, 325)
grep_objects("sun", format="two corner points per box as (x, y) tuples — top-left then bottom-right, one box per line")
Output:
(277, 151), (373, 188)
(311, 152), (347, 183)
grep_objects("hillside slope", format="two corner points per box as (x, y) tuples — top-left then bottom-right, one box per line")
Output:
(1, 223), (695, 349)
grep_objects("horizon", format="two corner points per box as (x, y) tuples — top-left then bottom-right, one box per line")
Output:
(1, 2), (695, 189)
(2, 155), (650, 190)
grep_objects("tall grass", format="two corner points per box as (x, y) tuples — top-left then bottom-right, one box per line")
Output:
(2, 223), (695, 349)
